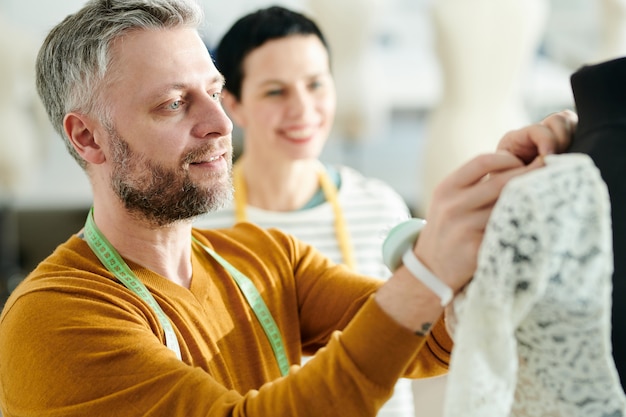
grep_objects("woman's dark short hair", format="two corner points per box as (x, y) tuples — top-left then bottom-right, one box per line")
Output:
(215, 6), (330, 100)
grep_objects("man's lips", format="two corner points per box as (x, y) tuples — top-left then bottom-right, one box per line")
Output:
(191, 154), (222, 164)
(189, 151), (226, 165)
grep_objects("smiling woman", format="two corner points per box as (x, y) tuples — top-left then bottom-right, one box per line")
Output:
(196, 6), (411, 280)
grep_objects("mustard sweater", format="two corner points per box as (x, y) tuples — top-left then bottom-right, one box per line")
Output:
(0, 222), (451, 417)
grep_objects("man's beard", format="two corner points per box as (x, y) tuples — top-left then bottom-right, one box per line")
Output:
(107, 128), (233, 227)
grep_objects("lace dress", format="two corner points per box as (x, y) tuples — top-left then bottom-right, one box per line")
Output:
(443, 153), (626, 416)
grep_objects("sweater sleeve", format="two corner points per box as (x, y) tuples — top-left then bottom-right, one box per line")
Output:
(240, 296), (445, 416)
(286, 227), (452, 375)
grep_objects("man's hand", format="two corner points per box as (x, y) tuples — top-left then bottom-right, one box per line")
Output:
(497, 109), (578, 164)
(416, 109), (577, 293)
(376, 110), (578, 333)
(416, 152), (543, 293)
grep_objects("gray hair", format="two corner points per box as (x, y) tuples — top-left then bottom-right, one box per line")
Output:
(36, 0), (204, 169)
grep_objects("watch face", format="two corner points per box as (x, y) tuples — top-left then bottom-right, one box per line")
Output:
(382, 218), (426, 271)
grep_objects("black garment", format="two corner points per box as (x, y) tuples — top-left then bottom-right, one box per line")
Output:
(568, 56), (626, 387)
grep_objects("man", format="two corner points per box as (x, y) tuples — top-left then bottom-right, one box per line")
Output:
(0, 1), (575, 416)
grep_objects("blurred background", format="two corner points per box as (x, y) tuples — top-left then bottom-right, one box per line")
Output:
(1, 0), (624, 305)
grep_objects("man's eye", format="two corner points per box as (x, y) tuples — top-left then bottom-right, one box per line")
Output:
(211, 92), (222, 102)
(169, 100), (182, 110)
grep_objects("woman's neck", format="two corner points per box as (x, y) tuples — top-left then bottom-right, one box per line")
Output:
(237, 155), (322, 211)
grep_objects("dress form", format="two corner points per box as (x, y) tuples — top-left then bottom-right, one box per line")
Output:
(307, 0), (388, 141)
(419, 0), (548, 214)
(567, 56), (626, 386)
(597, 0), (626, 63)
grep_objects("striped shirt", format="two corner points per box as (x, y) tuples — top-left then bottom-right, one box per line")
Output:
(195, 165), (411, 280)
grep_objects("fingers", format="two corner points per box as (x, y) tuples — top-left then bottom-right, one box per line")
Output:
(443, 153), (542, 217)
(416, 111), (574, 295)
(418, 152), (545, 290)
(539, 109), (578, 154)
(441, 151), (525, 190)
(432, 150), (545, 217)
(496, 109), (578, 163)
(425, 152), (514, 221)
(497, 124), (551, 163)
(435, 151), (540, 211)
(474, 155), (542, 206)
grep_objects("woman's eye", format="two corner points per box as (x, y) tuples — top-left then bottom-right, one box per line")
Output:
(266, 89), (283, 97)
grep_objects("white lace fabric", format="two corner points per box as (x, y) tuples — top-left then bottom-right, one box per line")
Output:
(443, 154), (626, 417)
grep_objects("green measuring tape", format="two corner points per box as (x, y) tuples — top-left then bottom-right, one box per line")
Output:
(83, 208), (290, 376)
(192, 237), (290, 376)
(83, 207), (182, 360)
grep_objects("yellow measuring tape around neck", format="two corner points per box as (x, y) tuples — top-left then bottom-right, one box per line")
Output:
(233, 161), (356, 270)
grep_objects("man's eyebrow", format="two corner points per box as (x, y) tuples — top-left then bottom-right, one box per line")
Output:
(149, 75), (226, 100)
(215, 74), (226, 87)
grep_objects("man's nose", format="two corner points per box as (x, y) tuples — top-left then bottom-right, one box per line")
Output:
(192, 94), (233, 139)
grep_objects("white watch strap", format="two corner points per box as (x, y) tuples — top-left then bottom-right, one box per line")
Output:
(402, 248), (453, 307)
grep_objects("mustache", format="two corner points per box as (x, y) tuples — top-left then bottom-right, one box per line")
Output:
(182, 142), (229, 165)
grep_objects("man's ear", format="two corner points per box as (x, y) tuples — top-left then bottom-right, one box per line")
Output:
(221, 90), (246, 128)
(63, 112), (106, 164)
